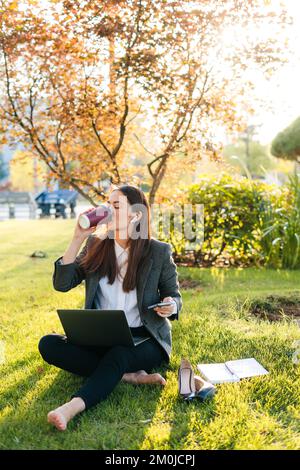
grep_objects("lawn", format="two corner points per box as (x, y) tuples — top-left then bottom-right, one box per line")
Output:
(0, 219), (300, 450)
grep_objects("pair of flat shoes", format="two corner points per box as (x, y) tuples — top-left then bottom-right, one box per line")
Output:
(178, 358), (216, 402)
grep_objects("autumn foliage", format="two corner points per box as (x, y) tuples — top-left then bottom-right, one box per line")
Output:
(0, 0), (291, 203)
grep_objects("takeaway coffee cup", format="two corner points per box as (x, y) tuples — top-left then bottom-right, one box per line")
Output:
(78, 204), (112, 229)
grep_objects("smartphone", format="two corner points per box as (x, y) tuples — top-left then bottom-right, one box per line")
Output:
(147, 301), (174, 309)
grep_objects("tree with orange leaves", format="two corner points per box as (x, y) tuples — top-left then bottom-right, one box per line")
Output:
(0, 0), (291, 203)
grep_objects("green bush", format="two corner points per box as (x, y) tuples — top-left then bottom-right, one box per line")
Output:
(158, 173), (286, 267)
(157, 172), (300, 268)
(187, 173), (284, 266)
(260, 172), (300, 268)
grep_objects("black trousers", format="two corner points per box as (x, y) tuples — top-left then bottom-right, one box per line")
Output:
(38, 326), (167, 410)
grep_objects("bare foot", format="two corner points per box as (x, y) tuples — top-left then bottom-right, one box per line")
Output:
(47, 397), (86, 431)
(122, 370), (166, 386)
(47, 408), (68, 431)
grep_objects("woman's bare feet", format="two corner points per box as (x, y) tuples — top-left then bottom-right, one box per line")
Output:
(47, 397), (86, 431)
(122, 370), (166, 386)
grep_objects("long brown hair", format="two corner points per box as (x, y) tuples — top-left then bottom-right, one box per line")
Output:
(79, 184), (152, 292)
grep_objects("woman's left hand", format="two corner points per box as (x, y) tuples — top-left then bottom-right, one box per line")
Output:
(154, 296), (176, 317)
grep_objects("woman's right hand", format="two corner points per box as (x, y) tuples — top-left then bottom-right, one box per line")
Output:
(72, 208), (97, 243)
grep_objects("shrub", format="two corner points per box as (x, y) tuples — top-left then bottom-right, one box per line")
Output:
(158, 172), (285, 267)
(260, 172), (300, 268)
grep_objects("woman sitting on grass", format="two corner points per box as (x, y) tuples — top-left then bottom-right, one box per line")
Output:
(38, 184), (182, 431)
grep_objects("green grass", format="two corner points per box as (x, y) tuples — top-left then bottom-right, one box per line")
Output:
(0, 219), (300, 450)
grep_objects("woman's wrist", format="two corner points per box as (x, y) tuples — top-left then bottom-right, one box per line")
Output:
(61, 238), (84, 264)
(71, 236), (86, 246)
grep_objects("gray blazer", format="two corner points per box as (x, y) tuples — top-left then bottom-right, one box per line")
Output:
(52, 236), (182, 364)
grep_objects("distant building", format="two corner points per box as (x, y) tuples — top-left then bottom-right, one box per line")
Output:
(0, 144), (18, 190)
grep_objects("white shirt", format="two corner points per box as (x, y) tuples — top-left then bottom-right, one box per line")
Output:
(93, 240), (143, 327)
(93, 239), (177, 327)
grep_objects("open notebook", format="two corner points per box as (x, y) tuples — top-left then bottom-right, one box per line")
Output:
(197, 358), (269, 384)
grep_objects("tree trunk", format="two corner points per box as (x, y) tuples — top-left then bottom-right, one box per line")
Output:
(148, 161), (167, 205)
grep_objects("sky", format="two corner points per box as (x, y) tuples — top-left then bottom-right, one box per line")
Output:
(251, 0), (300, 144)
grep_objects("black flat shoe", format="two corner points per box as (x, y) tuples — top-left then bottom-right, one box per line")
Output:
(178, 358), (196, 398)
(183, 374), (217, 402)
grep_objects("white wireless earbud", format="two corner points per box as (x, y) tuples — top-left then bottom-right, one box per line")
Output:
(130, 214), (138, 224)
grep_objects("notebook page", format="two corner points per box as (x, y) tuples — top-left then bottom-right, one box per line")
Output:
(225, 358), (269, 379)
(197, 363), (240, 384)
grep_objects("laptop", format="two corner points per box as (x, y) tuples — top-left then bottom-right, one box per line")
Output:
(57, 309), (151, 347)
